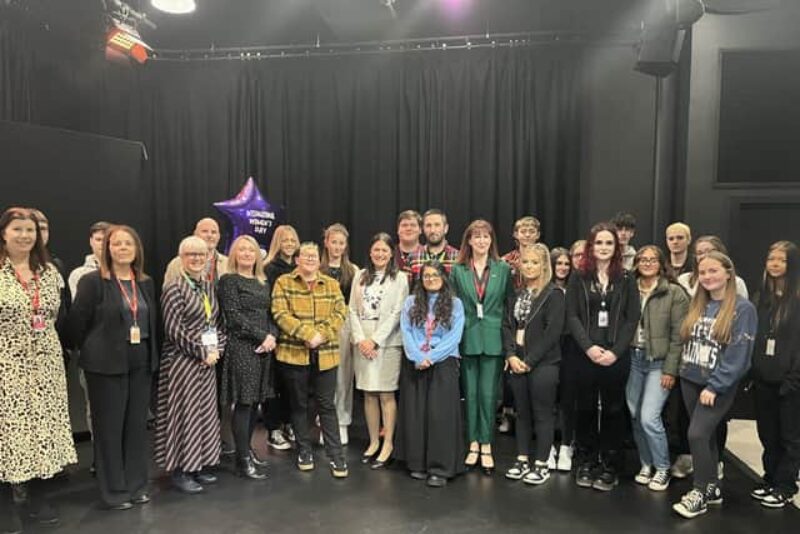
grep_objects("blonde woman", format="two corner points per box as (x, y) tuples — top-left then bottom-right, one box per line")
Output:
(672, 251), (756, 519)
(217, 236), (278, 480)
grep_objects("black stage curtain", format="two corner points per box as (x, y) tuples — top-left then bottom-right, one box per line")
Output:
(1, 10), (582, 280)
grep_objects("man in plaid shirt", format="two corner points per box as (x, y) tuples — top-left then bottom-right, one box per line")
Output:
(272, 242), (349, 478)
(407, 209), (460, 281)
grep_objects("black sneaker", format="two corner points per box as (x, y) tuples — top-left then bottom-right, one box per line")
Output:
(297, 450), (315, 472)
(673, 488), (708, 519)
(750, 483), (772, 501)
(575, 463), (595, 488)
(760, 490), (788, 509)
(505, 459), (531, 480)
(592, 466), (618, 492)
(705, 483), (723, 505)
(329, 457), (349, 478)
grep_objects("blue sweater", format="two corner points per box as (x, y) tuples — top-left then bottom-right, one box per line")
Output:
(400, 294), (464, 365)
(679, 296), (757, 395)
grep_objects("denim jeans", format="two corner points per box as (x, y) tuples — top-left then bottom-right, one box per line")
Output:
(625, 348), (671, 470)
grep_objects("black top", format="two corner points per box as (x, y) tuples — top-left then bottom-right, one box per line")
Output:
(751, 297), (800, 395)
(217, 273), (279, 348)
(502, 283), (565, 368)
(265, 256), (294, 287)
(587, 279), (612, 347)
(66, 271), (159, 375)
(324, 266), (353, 305)
(566, 271), (640, 358)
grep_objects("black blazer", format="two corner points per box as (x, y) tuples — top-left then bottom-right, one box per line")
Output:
(67, 271), (159, 375)
(502, 283), (565, 369)
(566, 270), (640, 358)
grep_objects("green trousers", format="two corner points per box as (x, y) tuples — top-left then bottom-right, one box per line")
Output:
(461, 354), (504, 444)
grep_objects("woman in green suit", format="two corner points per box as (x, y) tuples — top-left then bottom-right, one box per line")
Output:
(451, 219), (512, 475)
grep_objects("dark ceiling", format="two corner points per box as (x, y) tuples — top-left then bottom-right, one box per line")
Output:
(15, 0), (650, 51)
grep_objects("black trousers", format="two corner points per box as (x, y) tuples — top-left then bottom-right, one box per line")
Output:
(574, 350), (630, 468)
(754, 380), (800, 496)
(681, 379), (738, 489)
(395, 357), (465, 478)
(279, 357), (342, 460)
(85, 362), (152, 506)
(509, 364), (559, 462)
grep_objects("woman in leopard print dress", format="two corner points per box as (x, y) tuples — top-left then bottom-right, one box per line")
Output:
(0, 207), (77, 528)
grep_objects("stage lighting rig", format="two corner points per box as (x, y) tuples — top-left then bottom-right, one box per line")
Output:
(103, 0), (156, 64)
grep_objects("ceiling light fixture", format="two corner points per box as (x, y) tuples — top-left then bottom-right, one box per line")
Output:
(151, 0), (197, 15)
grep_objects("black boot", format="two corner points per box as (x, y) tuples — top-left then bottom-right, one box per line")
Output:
(24, 479), (58, 526)
(236, 456), (267, 480)
(0, 484), (23, 534)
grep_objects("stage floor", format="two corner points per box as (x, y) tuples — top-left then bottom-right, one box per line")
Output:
(26, 428), (798, 534)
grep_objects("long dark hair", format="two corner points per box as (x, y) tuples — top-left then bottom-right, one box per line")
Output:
(408, 261), (455, 330)
(0, 207), (50, 272)
(579, 222), (624, 280)
(361, 232), (399, 285)
(757, 240), (800, 331)
(100, 224), (148, 281)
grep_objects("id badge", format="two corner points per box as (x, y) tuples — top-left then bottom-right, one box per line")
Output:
(201, 327), (219, 350)
(476, 303), (484, 319)
(766, 338), (776, 356)
(31, 314), (46, 332)
(515, 329), (525, 347)
(598, 310), (609, 328)
(130, 325), (141, 345)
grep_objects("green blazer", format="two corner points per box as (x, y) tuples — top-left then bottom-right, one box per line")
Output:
(450, 260), (512, 356)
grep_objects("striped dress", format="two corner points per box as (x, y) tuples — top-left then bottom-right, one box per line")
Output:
(154, 276), (226, 473)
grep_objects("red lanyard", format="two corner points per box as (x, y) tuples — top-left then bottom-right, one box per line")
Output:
(207, 255), (216, 282)
(471, 261), (490, 302)
(14, 269), (41, 314)
(115, 273), (139, 325)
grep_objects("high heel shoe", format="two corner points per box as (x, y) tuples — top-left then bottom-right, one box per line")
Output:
(361, 444), (380, 464)
(371, 447), (394, 470)
(465, 447), (480, 470)
(480, 452), (495, 476)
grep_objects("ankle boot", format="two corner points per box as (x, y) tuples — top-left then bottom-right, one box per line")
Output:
(237, 456), (267, 480)
(24, 479), (58, 525)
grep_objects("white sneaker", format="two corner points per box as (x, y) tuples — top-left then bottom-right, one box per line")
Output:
(268, 429), (292, 450)
(671, 454), (693, 479)
(547, 446), (557, 470)
(557, 445), (573, 472)
(339, 425), (349, 446)
(634, 465), (652, 485)
(497, 414), (511, 434)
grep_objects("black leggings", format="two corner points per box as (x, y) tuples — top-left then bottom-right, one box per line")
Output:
(233, 403), (259, 459)
(509, 365), (560, 462)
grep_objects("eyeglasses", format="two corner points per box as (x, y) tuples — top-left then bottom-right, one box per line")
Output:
(422, 274), (442, 281)
(637, 258), (659, 265)
(299, 254), (319, 261)
(183, 252), (207, 258)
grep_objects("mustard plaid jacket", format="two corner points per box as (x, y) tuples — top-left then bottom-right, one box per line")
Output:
(271, 270), (347, 370)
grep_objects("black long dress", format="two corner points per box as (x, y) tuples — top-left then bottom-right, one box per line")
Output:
(217, 274), (278, 405)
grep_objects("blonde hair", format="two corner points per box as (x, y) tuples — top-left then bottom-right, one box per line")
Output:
(266, 225), (300, 264)
(680, 251), (738, 344)
(228, 235), (266, 283)
(178, 236), (208, 256)
(666, 222), (692, 242)
(520, 244), (552, 294)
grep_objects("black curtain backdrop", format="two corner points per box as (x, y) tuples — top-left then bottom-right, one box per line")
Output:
(1, 10), (582, 281)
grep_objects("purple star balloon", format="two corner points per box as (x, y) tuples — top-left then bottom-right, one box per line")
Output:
(214, 177), (285, 253)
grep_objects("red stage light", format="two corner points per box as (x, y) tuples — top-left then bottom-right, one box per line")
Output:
(106, 23), (153, 64)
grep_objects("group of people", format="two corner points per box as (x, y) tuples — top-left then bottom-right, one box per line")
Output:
(0, 205), (798, 533)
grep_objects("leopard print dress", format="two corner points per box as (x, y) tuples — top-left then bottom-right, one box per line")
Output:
(0, 259), (77, 483)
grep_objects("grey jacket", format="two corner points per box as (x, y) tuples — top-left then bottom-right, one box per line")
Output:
(637, 277), (689, 376)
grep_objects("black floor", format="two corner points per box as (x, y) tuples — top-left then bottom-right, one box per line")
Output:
(20, 428), (799, 534)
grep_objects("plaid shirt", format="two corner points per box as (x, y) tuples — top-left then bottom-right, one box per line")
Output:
(407, 243), (460, 280)
(271, 270), (347, 370)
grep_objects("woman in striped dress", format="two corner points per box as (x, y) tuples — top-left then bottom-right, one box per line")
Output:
(154, 237), (227, 494)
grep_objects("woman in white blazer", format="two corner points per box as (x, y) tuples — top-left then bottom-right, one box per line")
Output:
(349, 233), (409, 469)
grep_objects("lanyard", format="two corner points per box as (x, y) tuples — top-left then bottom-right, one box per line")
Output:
(183, 273), (213, 323)
(14, 269), (41, 314)
(422, 313), (437, 353)
(115, 273), (139, 326)
(471, 261), (490, 302)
